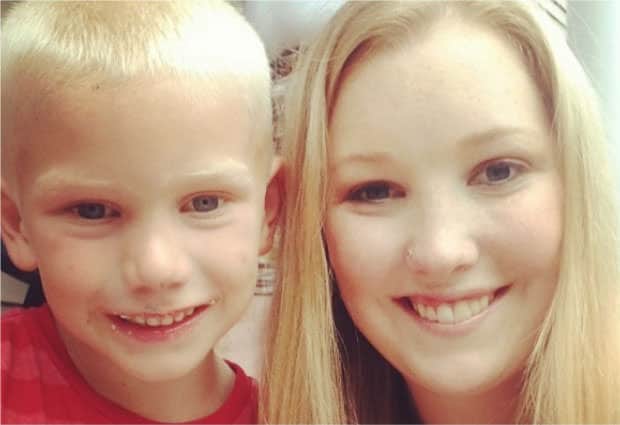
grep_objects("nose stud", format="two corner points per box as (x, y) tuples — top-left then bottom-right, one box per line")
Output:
(405, 246), (418, 270)
(206, 297), (220, 306)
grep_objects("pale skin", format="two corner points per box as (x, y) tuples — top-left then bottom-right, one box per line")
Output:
(325, 18), (562, 424)
(1, 76), (281, 422)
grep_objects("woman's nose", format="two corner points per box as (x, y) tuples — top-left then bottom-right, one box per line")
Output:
(405, 201), (479, 285)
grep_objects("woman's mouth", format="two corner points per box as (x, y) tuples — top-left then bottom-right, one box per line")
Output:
(398, 285), (511, 325)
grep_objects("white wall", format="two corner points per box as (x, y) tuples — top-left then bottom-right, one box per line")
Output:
(242, 1), (344, 59)
(566, 1), (620, 189)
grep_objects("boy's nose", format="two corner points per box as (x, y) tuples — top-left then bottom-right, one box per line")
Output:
(122, 221), (191, 293)
(404, 203), (479, 285)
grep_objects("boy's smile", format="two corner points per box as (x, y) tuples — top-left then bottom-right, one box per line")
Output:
(109, 303), (213, 342)
(114, 302), (210, 327)
(9, 76), (278, 385)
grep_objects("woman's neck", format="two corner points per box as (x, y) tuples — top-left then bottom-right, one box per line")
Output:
(408, 373), (521, 424)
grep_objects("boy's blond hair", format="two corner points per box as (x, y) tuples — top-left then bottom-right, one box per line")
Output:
(2, 1), (272, 189)
(262, 1), (620, 423)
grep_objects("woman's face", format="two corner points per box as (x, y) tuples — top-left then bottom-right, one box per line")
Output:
(324, 20), (562, 399)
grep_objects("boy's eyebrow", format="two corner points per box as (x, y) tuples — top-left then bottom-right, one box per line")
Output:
(330, 126), (540, 169)
(32, 173), (120, 196)
(31, 163), (254, 196)
(172, 166), (254, 189)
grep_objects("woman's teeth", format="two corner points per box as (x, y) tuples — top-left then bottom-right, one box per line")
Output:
(118, 307), (196, 327)
(411, 294), (493, 324)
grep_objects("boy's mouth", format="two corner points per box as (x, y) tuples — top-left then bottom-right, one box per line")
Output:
(111, 300), (217, 329)
(117, 307), (200, 327)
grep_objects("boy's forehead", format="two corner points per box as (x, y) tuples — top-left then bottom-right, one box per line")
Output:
(13, 75), (272, 178)
(21, 75), (245, 131)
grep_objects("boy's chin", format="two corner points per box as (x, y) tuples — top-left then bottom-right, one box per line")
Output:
(121, 349), (218, 383)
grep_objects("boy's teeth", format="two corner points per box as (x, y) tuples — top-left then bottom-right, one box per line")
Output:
(412, 293), (495, 324)
(146, 316), (162, 327)
(118, 309), (197, 327)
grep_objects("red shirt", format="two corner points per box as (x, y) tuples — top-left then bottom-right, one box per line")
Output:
(1, 305), (257, 423)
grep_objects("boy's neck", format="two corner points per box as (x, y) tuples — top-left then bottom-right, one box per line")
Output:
(58, 327), (235, 422)
(408, 372), (521, 424)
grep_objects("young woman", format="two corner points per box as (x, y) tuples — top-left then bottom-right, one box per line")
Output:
(261, 1), (620, 423)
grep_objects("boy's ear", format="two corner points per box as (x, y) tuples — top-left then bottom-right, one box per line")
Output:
(259, 157), (284, 256)
(1, 180), (38, 271)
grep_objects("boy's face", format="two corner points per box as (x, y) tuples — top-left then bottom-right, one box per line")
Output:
(3, 77), (279, 382)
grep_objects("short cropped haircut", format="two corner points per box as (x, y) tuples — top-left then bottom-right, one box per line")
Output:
(2, 1), (273, 186)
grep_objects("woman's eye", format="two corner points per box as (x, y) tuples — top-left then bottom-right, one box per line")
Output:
(185, 195), (221, 213)
(348, 182), (402, 202)
(72, 203), (119, 220)
(472, 161), (524, 185)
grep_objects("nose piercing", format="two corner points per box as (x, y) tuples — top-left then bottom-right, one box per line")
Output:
(206, 297), (220, 306)
(405, 246), (420, 270)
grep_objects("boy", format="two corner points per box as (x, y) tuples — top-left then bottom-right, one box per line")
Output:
(1, 1), (280, 423)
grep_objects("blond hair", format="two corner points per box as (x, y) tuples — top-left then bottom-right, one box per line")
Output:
(262, 1), (620, 423)
(1, 0), (272, 185)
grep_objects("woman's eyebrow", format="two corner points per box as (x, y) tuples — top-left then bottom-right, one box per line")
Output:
(460, 126), (540, 149)
(330, 151), (397, 171)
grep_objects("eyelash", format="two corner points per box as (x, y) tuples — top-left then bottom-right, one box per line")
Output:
(68, 202), (120, 221)
(180, 194), (225, 214)
(343, 160), (525, 203)
(347, 181), (404, 203)
(65, 193), (225, 222)
(469, 159), (526, 186)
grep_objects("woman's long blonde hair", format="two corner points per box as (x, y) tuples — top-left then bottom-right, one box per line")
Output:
(261, 1), (620, 423)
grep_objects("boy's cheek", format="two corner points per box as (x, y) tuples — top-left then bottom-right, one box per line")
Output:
(38, 254), (101, 297)
(193, 240), (258, 285)
(29, 231), (110, 296)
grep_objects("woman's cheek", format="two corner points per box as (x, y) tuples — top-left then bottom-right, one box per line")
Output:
(326, 210), (403, 293)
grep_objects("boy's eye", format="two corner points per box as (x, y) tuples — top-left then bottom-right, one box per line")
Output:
(72, 203), (119, 220)
(183, 195), (222, 213)
(348, 182), (403, 202)
(471, 160), (524, 186)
